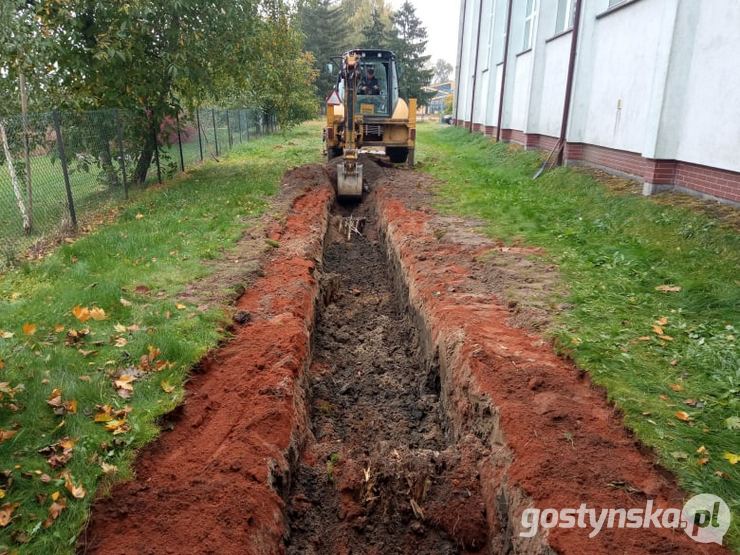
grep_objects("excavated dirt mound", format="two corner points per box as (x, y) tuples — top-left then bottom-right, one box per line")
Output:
(80, 164), (333, 555)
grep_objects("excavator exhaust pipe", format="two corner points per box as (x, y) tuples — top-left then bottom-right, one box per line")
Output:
(337, 163), (363, 198)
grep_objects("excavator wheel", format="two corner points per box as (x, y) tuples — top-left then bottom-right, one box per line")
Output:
(386, 147), (409, 164)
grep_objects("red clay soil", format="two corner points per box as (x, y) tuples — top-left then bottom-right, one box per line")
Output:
(80, 165), (333, 555)
(374, 181), (726, 555)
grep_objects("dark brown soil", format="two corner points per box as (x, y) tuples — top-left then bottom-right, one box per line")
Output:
(285, 196), (490, 554)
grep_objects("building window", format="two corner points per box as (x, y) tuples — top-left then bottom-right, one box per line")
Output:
(555, 0), (575, 33)
(609, 0), (625, 6)
(522, 0), (538, 51)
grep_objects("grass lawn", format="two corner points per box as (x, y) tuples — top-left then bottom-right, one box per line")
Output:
(0, 122), (321, 553)
(416, 123), (740, 548)
(0, 122), (261, 270)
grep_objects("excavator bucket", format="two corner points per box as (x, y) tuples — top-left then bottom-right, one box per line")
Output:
(337, 163), (363, 198)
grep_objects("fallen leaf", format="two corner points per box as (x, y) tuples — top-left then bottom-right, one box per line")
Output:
(669, 383), (684, 392)
(659, 335), (674, 341)
(0, 359), (4, 370)
(113, 323), (127, 334)
(22, 323), (37, 336)
(89, 307), (107, 321)
(698, 457), (709, 466)
(135, 213), (144, 220)
(637, 336), (652, 341)
(671, 451), (688, 461)
(64, 400), (77, 414)
(104, 419), (129, 435)
(659, 394), (668, 401)
(175, 303), (186, 310)
(652, 325), (664, 335)
(0, 331), (13, 339)
(62, 471), (86, 498)
(656, 284), (682, 293)
(114, 375), (135, 391)
(656, 316), (669, 326)
(100, 462), (117, 475)
(696, 445), (708, 455)
(675, 411), (691, 422)
(0, 502), (18, 526)
(120, 298), (132, 307)
(54, 324), (65, 334)
(47, 388), (63, 409)
(78, 349), (97, 357)
(0, 429), (16, 443)
(79, 375), (91, 382)
(160, 380), (175, 393)
(43, 496), (66, 528)
(72, 305), (90, 322)
(723, 452), (739, 465)
(114, 337), (128, 348)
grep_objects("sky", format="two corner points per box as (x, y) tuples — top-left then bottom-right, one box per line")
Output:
(388, 0), (461, 66)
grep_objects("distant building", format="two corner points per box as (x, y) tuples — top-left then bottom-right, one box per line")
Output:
(423, 81), (455, 114)
(454, 0), (740, 204)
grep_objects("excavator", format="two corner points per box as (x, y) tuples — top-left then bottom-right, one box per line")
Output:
(324, 49), (417, 198)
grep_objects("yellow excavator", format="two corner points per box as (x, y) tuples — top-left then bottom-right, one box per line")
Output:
(324, 49), (417, 197)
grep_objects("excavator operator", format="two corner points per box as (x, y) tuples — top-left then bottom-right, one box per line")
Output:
(359, 66), (380, 95)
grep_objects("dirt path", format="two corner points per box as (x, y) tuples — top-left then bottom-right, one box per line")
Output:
(285, 200), (489, 554)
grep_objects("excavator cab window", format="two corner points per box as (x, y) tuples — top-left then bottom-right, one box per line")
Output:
(357, 61), (389, 116)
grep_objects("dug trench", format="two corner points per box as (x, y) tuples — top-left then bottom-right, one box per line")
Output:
(82, 158), (726, 555)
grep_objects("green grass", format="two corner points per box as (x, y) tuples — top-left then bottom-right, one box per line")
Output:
(0, 122), (321, 553)
(416, 123), (740, 548)
(0, 124), (260, 269)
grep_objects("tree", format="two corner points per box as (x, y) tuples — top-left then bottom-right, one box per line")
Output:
(433, 59), (453, 83)
(28, 0), (316, 184)
(360, 7), (392, 49)
(390, 1), (434, 105)
(297, 0), (351, 101)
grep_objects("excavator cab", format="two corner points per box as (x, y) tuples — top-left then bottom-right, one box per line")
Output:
(325, 49), (417, 198)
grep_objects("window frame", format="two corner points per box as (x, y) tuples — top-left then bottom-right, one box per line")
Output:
(555, 0), (575, 34)
(522, 0), (539, 52)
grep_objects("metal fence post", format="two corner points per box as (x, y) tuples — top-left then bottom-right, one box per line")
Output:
(152, 125), (162, 184)
(226, 110), (233, 149)
(245, 110), (250, 142)
(114, 109), (128, 200)
(238, 109), (243, 143)
(212, 109), (219, 156)
(196, 109), (204, 161)
(175, 111), (185, 172)
(51, 111), (77, 229)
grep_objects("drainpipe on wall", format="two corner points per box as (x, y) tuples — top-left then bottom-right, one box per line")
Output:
(468, 0), (485, 133)
(495, 0), (514, 142)
(556, 0), (583, 165)
(453, 0), (468, 125)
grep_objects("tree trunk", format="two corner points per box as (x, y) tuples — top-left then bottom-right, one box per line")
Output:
(19, 73), (33, 232)
(0, 122), (32, 233)
(133, 121), (156, 185)
(98, 138), (119, 188)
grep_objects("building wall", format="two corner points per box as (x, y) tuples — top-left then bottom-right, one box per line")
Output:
(453, 0), (740, 204)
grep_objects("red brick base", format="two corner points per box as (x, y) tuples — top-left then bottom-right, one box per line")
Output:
(451, 121), (740, 204)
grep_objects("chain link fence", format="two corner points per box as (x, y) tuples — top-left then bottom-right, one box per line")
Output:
(0, 107), (278, 269)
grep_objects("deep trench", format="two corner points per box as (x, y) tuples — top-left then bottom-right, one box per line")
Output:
(285, 193), (491, 554)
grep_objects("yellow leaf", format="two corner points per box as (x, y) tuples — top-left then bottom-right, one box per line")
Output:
(72, 305), (90, 322)
(104, 419), (129, 435)
(175, 303), (186, 310)
(54, 324), (65, 333)
(43, 496), (67, 528)
(0, 359), (4, 370)
(89, 307), (107, 321)
(659, 335), (674, 341)
(0, 331), (14, 339)
(675, 411), (691, 422)
(120, 298), (132, 307)
(669, 383), (683, 392)
(22, 323), (37, 336)
(637, 336), (651, 341)
(0, 489), (4, 499)
(113, 323), (127, 334)
(135, 213), (144, 220)
(696, 445), (708, 455)
(50, 491), (60, 502)
(723, 452), (739, 465)
(114, 375), (136, 391)
(656, 316), (669, 326)
(0, 502), (18, 527)
(652, 325), (664, 335)
(64, 400), (78, 414)
(160, 380), (175, 393)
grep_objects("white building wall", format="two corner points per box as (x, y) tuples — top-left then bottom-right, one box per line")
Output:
(452, 0), (740, 197)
